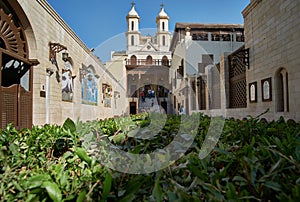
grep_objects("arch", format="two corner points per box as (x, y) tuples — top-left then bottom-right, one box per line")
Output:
(162, 55), (169, 66)
(0, 0), (38, 129)
(130, 55), (137, 65)
(275, 68), (289, 112)
(162, 22), (165, 31)
(0, 8), (28, 58)
(0, 0), (38, 59)
(146, 55), (152, 65)
(131, 21), (134, 31)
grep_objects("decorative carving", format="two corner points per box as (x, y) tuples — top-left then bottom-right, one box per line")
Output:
(0, 9), (28, 58)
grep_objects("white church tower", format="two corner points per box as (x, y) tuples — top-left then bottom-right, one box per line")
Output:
(156, 4), (171, 52)
(126, 2), (141, 52)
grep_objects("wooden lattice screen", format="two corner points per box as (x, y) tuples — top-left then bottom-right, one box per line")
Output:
(0, 85), (32, 129)
(1, 85), (18, 129)
(228, 47), (248, 108)
(19, 86), (32, 128)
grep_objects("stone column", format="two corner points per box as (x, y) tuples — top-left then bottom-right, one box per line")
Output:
(46, 68), (54, 124)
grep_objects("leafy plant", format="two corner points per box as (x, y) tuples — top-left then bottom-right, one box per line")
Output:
(0, 113), (299, 201)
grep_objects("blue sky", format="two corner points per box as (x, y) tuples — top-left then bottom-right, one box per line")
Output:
(47, 0), (250, 62)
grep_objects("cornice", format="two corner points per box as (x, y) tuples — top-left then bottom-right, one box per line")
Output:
(36, 0), (90, 54)
(242, 0), (262, 18)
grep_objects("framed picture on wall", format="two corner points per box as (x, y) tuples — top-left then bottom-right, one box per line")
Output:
(261, 77), (272, 102)
(249, 81), (257, 103)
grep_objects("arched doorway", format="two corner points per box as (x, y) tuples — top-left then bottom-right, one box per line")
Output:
(146, 55), (152, 65)
(0, 3), (38, 129)
(130, 55), (137, 65)
(162, 55), (169, 66)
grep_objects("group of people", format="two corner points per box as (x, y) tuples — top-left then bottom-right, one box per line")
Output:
(140, 88), (155, 102)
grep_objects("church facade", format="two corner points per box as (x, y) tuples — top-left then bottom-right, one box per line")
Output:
(106, 4), (173, 115)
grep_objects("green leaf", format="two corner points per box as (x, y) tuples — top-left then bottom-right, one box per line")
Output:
(187, 164), (207, 180)
(63, 118), (76, 133)
(75, 147), (91, 165)
(42, 181), (62, 202)
(120, 176), (146, 200)
(101, 173), (112, 201)
(119, 193), (136, 202)
(264, 181), (282, 192)
(76, 190), (86, 202)
(111, 133), (126, 144)
(167, 192), (177, 201)
(268, 158), (282, 175)
(9, 143), (18, 155)
(232, 176), (247, 183)
(27, 174), (51, 189)
(152, 179), (163, 202)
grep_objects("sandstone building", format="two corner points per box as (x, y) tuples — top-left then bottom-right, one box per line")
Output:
(106, 3), (173, 114)
(1, 0), (299, 130)
(170, 0), (300, 121)
(0, 0), (127, 129)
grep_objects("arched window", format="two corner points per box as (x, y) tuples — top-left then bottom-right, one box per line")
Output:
(146, 55), (152, 65)
(162, 36), (166, 46)
(162, 55), (169, 66)
(131, 35), (134, 46)
(130, 55), (137, 65)
(131, 21), (134, 31)
(162, 22), (165, 31)
(275, 68), (289, 112)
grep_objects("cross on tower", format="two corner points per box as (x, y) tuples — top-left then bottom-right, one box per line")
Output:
(160, 3), (165, 8)
(131, 1), (135, 7)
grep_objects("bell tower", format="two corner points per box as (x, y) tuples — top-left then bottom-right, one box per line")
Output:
(126, 2), (141, 51)
(156, 4), (171, 51)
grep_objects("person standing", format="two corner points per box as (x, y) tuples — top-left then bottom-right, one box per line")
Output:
(140, 91), (145, 102)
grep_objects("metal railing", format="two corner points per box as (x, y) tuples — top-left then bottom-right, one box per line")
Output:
(126, 59), (172, 67)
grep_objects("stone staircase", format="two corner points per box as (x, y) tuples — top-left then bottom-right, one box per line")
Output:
(138, 97), (160, 113)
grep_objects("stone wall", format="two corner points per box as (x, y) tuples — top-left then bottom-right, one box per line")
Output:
(243, 0), (300, 120)
(16, 0), (126, 125)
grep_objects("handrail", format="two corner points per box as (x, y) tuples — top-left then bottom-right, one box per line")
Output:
(126, 59), (172, 67)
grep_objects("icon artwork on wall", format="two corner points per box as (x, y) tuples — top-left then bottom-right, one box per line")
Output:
(80, 64), (99, 105)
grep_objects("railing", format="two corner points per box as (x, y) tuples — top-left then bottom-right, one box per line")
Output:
(126, 59), (172, 67)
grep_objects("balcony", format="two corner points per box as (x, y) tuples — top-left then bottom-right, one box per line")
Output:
(126, 59), (171, 68)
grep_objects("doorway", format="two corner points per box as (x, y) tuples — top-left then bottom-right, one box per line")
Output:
(161, 101), (167, 113)
(1, 52), (33, 129)
(0, 7), (36, 129)
(130, 102), (137, 114)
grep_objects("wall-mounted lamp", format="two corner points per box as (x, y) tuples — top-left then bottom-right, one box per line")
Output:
(62, 52), (69, 62)
(49, 42), (67, 64)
